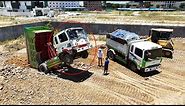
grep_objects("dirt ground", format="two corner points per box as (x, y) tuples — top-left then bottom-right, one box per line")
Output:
(0, 37), (184, 105)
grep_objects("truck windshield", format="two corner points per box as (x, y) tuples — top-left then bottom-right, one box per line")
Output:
(159, 32), (172, 40)
(67, 29), (87, 40)
(144, 48), (162, 60)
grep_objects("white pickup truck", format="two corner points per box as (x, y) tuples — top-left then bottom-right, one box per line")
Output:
(106, 29), (163, 72)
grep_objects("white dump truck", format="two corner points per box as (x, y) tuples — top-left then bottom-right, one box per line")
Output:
(52, 27), (92, 64)
(106, 29), (163, 72)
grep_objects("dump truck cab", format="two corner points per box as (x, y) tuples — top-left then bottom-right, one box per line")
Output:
(53, 27), (92, 63)
(106, 29), (163, 73)
(129, 40), (162, 72)
(147, 28), (174, 58)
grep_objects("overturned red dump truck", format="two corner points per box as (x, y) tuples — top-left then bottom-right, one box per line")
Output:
(24, 26), (93, 74)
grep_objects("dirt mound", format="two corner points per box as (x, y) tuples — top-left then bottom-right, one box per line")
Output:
(5, 55), (29, 68)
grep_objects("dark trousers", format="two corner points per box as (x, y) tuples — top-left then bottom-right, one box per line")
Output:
(104, 65), (108, 74)
(98, 58), (103, 66)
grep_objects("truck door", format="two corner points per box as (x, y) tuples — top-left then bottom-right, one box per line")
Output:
(55, 32), (69, 53)
(133, 47), (143, 68)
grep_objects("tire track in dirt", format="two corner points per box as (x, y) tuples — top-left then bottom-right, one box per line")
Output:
(107, 60), (184, 100)
(84, 72), (154, 104)
(37, 70), (131, 105)
(112, 70), (170, 98)
(150, 75), (185, 92)
(82, 78), (148, 105)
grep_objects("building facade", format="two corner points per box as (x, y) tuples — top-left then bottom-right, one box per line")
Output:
(47, 1), (81, 10)
(84, 1), (103, 11)
(0, 1), (45, 11)
(120, 1), (185, 9)
(142, 1), (185, 9)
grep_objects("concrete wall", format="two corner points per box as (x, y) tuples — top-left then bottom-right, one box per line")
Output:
(0, 21), (47, 41)
(0, 21), (185, 41)
(51, 22), (185, 37)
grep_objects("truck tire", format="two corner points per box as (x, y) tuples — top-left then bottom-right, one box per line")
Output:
(81, 50), (88, 58)
(107, 50), (115, 60)
(39, 63), (49, 74)
(130, 62), (137, 72)
(163, 50), (173, 59)
(165, 51), (172, 58)
(63, 54), (73, 65)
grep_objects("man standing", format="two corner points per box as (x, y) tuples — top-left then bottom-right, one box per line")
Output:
(97, 47), (103, 67)
(104, 57), (110, 75)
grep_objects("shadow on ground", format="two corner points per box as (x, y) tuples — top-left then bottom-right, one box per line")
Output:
(114, 59), (161, 77)
(50, 66), (93, 82)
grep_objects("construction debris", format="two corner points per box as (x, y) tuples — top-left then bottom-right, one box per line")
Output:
(0, 65), (26, 79)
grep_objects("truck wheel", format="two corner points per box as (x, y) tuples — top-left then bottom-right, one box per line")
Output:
(130, 62), (137, 72)
(63, 54), (73, 65)
(165, 51), (172, 58)
(107, 50), (115, 60)
(39, 63), (49, 74)
(163, 50), (173, 58)
(81, 51), (88, 58)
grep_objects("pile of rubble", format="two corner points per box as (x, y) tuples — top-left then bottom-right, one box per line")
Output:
(0, 65), (28, 79)
(0, 64), (29, 92)
(5, 55), (29, 68)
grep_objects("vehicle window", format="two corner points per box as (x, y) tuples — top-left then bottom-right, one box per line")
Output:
(135, 47), (143, 58)
(131, 45), (134, 52)
(67, 30), (78, 39)
(67, 29), (86, 40)
(160, 32), (172, 40)
(58, 32), (68, 42)
(144, 48), (162, 60)
(54, 37), (58, 44)
(151, 31), (160, 43)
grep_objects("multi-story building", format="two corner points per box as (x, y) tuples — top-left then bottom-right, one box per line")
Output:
(127, 1), (140, 8)
(0, 1), (46, 16)
(84, 1), (103, 11)
(0, 1), (45, 11)
(47, 1), (82, 10)
(148, 1), (176, 8)
(142, 1), (185, 9)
